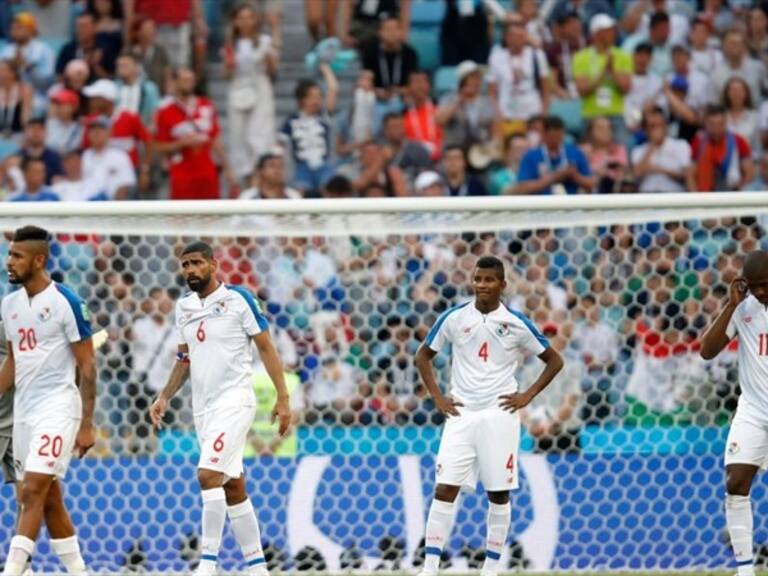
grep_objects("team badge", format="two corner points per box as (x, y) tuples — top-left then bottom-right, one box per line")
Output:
(744, 316), (752, 324)
(38, 307), (52, 322)
(496, 323), (511, 337)
(728, 441), (740, 455)
(212, 302), (227, 316)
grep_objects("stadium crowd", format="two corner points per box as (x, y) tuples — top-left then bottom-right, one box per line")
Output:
(0, 0), (764, 457)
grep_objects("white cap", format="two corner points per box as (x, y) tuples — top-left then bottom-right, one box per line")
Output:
(589, 13), (616, 35)
(456, 60), (480, 85)
(83, 79), (118, 101)
(415, 171), (442, 191)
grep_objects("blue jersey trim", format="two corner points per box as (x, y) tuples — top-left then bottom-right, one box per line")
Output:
(505, 305), (549, 348)
(55, 283), (93, 340)
(425, 302), (470, 347)
(227, 285), (269, 331)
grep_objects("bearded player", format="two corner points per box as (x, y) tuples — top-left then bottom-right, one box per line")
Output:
(414, 256), (563, 576)
(150, 241), (290, 576)
(701, 250), (768, 576)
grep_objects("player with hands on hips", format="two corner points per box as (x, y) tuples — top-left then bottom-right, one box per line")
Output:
(414, 256), (563, 576)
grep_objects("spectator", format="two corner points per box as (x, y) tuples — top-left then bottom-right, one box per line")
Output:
(440, 145), (487, 197)
(249, 0), (283, 51)
(87, 0), (124, 65)
(116, 51), (161, 128)
(380, 111), (431, 185)
(413, 170), (444, 196)
(573, 14), (633, 146)
(56, 13), (118, 80)
(338, 139), (407, 197)
(280, 64), (338, 196)
(515, 115), (594, 195)
(0, 59), (33, 152)
(709, 29), (766, 108)
(336, 69), (376, 158)
(307, 355), (360, 425)
(240, 153), (302, 199)
(622, 11), (672, 77)
(624, 42), (663, 134)
(361, 15), (418, 109)
(435, 60), (496, 151)
(129, 16), (172, 94)
(54, 59), (91, 116)
(7, 156), (59, 201)
(223, 3), (278, 183)
(304, 0), (339, 44)
(631, 107), (691, 192)
(439, 0), (491, 66)
(403, 71), (442, 161)
(321, 174), (355, 198)
(723, 77), (761, 159)
(124, 0), (209, 70)
(519, 0), (550, 48)
(550, 0), (614, 30)
(155, 68), (235, 200)
(489, 134), (528, 195)
(488, 21), (551, 135)
(15, 0), (72, 41)
(0, 12), (54, 96)
(16, 117), (62, 183)
(545, 10), (586, 99)
(82, 79), (152, 191)
(747, 6), (768, 66)
(45, 89), (83, 156)
(340, 0), (412, 50)
(663, 44), (707, 141)
(621, 0), (690, 47)
(697, 0), (734, 36)
(82, 115), (137, 200)
(52, 150), (106, 201)
(688, 104), (754, 191)
(580, 117), (629, 194)
(746, 151), (768, 191)
(689, 17), (723, 78)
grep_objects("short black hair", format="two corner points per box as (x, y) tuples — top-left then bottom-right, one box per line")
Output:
(256, 153), (281, 171)
(543, 115), (566, 132)
(442, 144), (465, 158)
(475, 256), (505, 280)
(21, 156), (46, 173)
(295, 79), (318, 103)
(13, 225), (50, 243)
(323, 175), (354, 197)
(704, 103), (726, 118)
(634, 42), (653, 55)
(649, 10), (670, 27)
(641, 105), (666, 127)
(382, 111), (403, 125)
(181, 241), (214, 260)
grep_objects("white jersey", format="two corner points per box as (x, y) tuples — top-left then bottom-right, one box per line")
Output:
(426, 300), (549, 409)
(176, 283), (268, 416)
(727, 295), (768, 415)
(0, 282), (92, 422)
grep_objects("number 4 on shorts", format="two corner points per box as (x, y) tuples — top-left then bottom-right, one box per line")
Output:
(506, 454), (515, 472)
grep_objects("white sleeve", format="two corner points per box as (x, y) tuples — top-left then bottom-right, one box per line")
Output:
(425, 309), (455, 352)
(726, 312), (739, 340)
(486, 51), (503, 85)
(759, 102), (768, 131)
(536, 49), (550, 77)
(231, 287), (269, 337)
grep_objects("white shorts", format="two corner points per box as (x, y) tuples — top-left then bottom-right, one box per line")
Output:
(725, 403), (768, 469)
(13, 414), (80, 480)
(435, 405), (520, 492)
(195, 404), (257, 480)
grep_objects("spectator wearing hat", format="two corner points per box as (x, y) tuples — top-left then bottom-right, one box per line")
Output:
(0, 12), (55, 96)
(488, 20), (551, 136)
(622, 11), (673, 77)
(50, 59), (91, 116)
(7, 156), (59, 201)
(631, 107), (691, 193)
(15, 116), (62, 184)
(435, 60), (496, 151)
(515, 115), (594, 195)
(116, 51), (161, 128)
(439, 0), (491, 66)
(45, 89), (83, 156)
(709, 29), (766, 109)
(545, 10), (586, 99)
(573, 14), (633, 145)
(56, 12), (118, 80)
(413, 170), (444, 196)
(82, 78), (152, 192)
(82, 115), (136, 200)
(240, 153), (302, 200)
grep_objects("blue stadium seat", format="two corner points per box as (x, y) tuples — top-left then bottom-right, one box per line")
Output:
(409, 28), (440, 72)
(549, 98), (584, 135)
(433, 66), (457, 96)
(410, 0), (446, 25)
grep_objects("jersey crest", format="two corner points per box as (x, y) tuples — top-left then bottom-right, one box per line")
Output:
(38, 307), (52, 323)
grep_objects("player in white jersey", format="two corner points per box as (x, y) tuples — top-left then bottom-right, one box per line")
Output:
(0, 226), (96, 576)
(414, 256), (563, 576)
(700, 250), (768, 576)
(150, 241), (291, 576)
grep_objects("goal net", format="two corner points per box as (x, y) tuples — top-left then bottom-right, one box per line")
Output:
(1, 193), (767, 574)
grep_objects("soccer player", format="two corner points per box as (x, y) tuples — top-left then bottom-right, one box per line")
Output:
(0, 225), (96, 576)
(150, 241), (291, 576)
(414, 256), (563, 576)
(700, 250), (768, 576)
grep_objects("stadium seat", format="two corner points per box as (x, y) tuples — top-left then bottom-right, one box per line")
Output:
(549, 98), (584, 135)
(409, 29), (441, 72)
(410, 0), (446, 25)
(433, 66), (457, 96)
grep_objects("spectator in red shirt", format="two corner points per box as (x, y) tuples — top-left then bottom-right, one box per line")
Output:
(403, 71), (442, 162)
(81, 78), (152, 192)
(687, 104), (755, 192)
(154, 68), (235, 200)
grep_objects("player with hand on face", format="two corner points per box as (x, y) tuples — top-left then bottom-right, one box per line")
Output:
(150, 241), (291, 576)
(0, 226), (96, 576)
(414, 256), (563, 576)
(700, 250), (768, 576)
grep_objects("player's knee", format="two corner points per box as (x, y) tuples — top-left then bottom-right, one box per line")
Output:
(434, 484), (460, 503)
(726, 472), (752, 496)
(20, 479), (49, 508)
(223, 477), (247, 505)
(197, 468), (224, 490)
(487, 491), (510, 505)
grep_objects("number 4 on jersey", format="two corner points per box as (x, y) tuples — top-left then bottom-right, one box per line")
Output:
(478, 342), (489, 362)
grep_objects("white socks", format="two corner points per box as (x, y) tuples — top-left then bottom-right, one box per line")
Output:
(199, 487), (227, 573)
(481, 502), (511, 575)
(422, 499), (457, 574)
(2, 536), (34, 576)
(228, 500), (268, 575)
(51, 536), (87, 575)
(726, 494), (755, 576)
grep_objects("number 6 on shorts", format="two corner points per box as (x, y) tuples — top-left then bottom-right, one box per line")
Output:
(213, 432), (225, 453)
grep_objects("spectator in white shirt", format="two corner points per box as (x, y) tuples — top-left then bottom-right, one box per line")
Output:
(52, 150), (105, 201)
(81, 116), (136, 200)
(689, 17), (723, 77)
(631, 106), (691, 192)
(709, 28), (766, 106)
(625, 42), (663, 133)
(240, 153), (302, 199)
(723, 76), (761, 159)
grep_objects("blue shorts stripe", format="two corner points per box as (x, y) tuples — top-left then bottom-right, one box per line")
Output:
(201, 554), (218, 562)
(425, 546), (442, 557)
(247, 557), (266, 566)
(485, 550), (502, 561)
